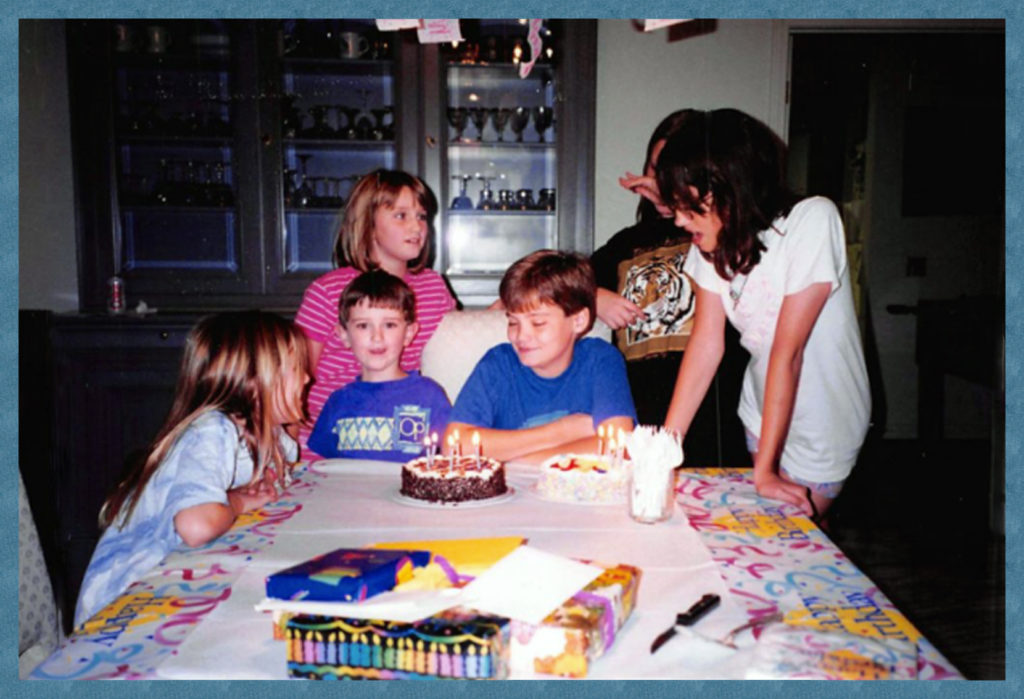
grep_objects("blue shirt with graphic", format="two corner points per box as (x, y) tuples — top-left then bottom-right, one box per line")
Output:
(75, 411), (296, 627)
(450, 337), (637, 431)
(308, 371), (452, 461)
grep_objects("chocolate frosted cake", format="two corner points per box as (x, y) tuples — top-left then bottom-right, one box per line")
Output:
(400, 455), (507, 504)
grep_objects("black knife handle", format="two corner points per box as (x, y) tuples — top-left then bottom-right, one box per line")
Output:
(676, 593), (720, 626)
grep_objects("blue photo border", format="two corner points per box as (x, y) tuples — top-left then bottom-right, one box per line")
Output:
(5, 1), (1014, 696)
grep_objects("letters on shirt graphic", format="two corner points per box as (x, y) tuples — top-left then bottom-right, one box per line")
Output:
(332, 405), (431, 454)
(616, 242), (696, 360)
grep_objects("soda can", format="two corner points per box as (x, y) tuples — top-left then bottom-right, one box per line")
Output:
(107, 276), (126, 314)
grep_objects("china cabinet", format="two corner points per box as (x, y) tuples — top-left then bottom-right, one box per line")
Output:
(66, 19), (596, 311)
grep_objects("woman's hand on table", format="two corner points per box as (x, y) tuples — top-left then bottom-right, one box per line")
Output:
(753, 470), (814, 516)
(618, 171), (674, 218)
(596, 288), (644, 329)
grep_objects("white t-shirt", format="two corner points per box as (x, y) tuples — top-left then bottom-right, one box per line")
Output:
(684, 196), (870, 482)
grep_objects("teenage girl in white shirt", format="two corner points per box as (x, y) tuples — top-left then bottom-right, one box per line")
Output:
(629, 108), (870, 517)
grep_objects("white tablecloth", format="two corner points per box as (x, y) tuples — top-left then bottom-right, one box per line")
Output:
(157, 459), (753, 679)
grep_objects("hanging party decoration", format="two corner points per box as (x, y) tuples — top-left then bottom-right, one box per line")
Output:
(417, 19), (463, 44)
(643, 19), (694, 32)
(518, 19), (545, 79)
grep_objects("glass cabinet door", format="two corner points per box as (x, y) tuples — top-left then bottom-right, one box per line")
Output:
(274, 20), (399, 277)
(433, 20), (594, 307)
(105, 20), (249, 296)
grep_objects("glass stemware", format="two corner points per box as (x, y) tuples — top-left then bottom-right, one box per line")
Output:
(339, 106), (361, 140)
(508, 107), (530, 143)
(450, 174), (473, 210)
(294, 154), (314, 207)
(476, 174), (496, 210)
(308, 105), (333, 138)
(447, 107), (469, 143)
(490, 108), (512, 142)
(370, 108), (391, 140)
(532, 106), (554, 143)
(468, 107), (488, 142)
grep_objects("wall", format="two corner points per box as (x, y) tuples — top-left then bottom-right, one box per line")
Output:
(593, 19), (786, 246)
(19, 20), (78, 312)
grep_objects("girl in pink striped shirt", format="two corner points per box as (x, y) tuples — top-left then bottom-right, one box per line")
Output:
(295, 170), (456, 459)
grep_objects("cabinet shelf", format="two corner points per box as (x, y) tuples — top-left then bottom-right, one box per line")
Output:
(113, 51), (232, 70)
(283, 137), (394, 149)
(283, 56), (393, 71)
(447, 140), (554, 149)
(121, 204), (235, 213)
(117, 133), (233, 146)
(448, 209), (554, 216)
(284, 206), (343, 214)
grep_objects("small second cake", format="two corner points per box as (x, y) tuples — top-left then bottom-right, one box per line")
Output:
(535, 454), (630, 504)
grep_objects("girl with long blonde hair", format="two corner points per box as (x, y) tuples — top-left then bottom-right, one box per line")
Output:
(75, 311), (309, 627)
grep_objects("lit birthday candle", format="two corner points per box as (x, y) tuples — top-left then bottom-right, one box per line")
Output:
(472, 430), (481, 469)
(424, 436), (433, 467)
(616, 427), (626, 467)
(453, 428), (461, 457)
(597, 425), (605, 456)
(431, 432), (439, 458)
(447, 434), (456, 458)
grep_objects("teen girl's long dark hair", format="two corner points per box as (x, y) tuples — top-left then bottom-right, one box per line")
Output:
(655, 108), (799, 279)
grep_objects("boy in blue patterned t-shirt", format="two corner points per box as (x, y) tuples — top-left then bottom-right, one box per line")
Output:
(308, 270), (450, 461)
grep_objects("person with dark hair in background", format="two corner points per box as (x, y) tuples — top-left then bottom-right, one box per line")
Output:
(592, 110), (748, 466)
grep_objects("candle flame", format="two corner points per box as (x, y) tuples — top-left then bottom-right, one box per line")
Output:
(472, 431), (480, 446)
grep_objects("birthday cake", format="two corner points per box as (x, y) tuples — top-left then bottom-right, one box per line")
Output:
(400, 455), (507, 504)
(535, 454), (630, 504)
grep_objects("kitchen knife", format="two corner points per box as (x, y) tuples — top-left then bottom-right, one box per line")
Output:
(650, 593), (721, 654)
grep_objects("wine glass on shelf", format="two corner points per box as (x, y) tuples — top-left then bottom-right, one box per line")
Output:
(490, 107), (512, 142)
(508, 107), (530, 143)
(447, 107), (469, 143)
(370, 107), (391, 140)
(468, 107), (489, 142)
(532, 106), (554, 143)
(450, 174), (474, 210)
(309, 105), (333, 138)
(295, 154), (314, 207)
(475, 174), (496, 210)
(339, 106), (361, 140)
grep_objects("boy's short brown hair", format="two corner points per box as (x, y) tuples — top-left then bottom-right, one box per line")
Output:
(338, 270), (416, 328)
(499, 249), (596, 335)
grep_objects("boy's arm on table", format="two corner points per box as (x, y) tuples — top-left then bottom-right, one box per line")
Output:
(444, 415), (594, 463)
(517, 415), (634, 464)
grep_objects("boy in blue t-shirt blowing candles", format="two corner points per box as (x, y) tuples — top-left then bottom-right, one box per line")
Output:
(308, 270), (451, 461)
(446, 249), (637, 463)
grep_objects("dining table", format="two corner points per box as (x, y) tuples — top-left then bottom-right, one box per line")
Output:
(30, 458), (962, 680)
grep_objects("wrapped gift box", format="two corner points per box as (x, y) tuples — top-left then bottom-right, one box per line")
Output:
(508, 563), (641, 678)
(284, 609), (511, 680)
(266, 548), (431, 603)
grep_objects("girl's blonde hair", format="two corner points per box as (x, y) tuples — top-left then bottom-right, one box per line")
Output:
(332, 169), (437, 272)
(99, 311), (309, 530)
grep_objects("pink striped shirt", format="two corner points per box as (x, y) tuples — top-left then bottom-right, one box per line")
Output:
(295, 266), (456, 458)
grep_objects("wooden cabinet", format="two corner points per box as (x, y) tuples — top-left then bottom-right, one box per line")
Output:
(29, 314), (194, 630)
